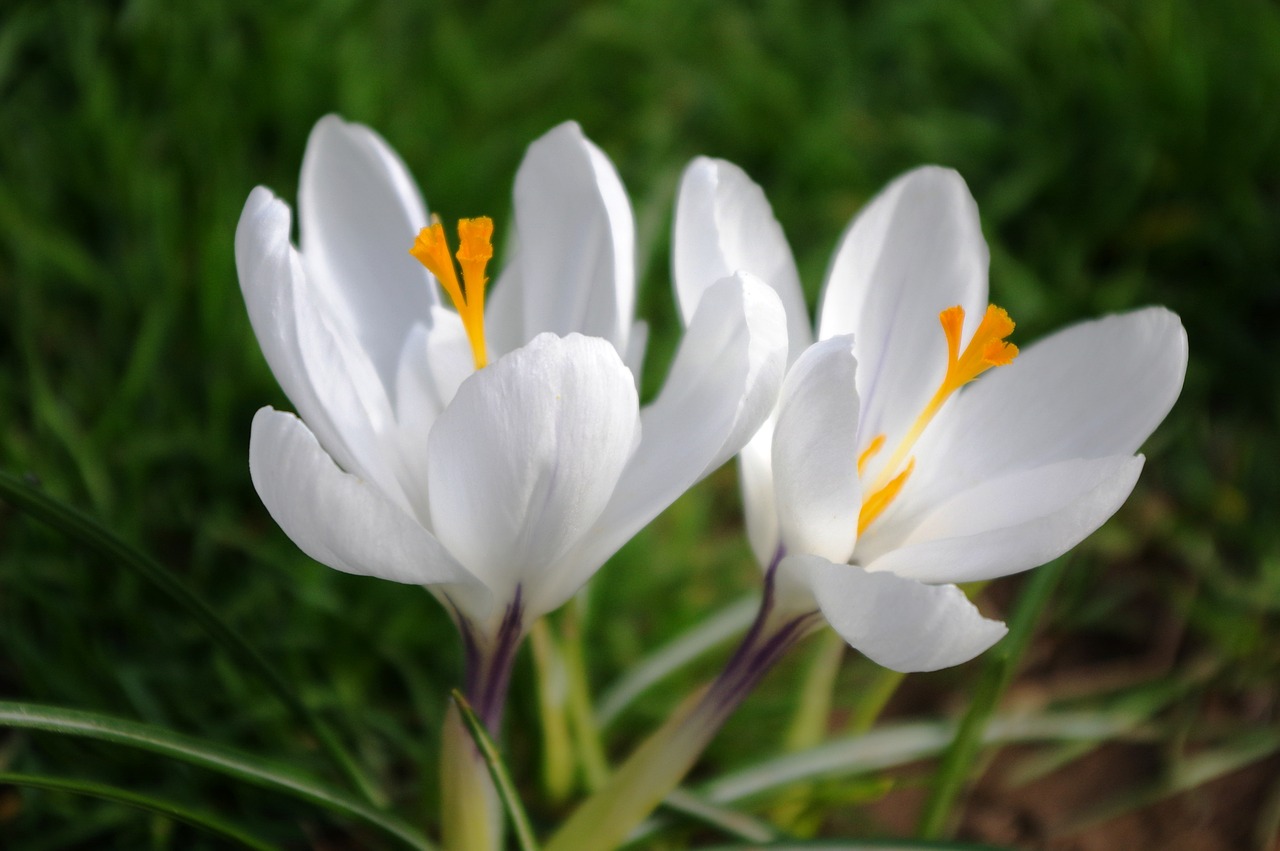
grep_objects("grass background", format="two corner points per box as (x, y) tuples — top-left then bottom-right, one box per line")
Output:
(1, 0), (1278, 847)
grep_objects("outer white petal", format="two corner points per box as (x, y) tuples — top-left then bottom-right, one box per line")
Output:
(236, 187), (405, 506)
(739, 424), (779, 569)
(772, 336), (862, 564)
(907, 307), (1188, 505)
(509, 122), (635, 358)
(866, 455), (1145, 584)
(673, 157), (812, 361)
(544, 274), (789, 611)
(798, 554), (1007, 672)
(249, 407), (489, 618)
(426, 334), (640, 606)
(816, 167), (988, 455)
(298, 115), (436, 392)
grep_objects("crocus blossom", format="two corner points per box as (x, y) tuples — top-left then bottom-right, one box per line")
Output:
(673, 160), (1187, 673)
(236, 117), (787, 720)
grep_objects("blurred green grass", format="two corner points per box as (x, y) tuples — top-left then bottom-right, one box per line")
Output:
(1, 0), (1278, 847)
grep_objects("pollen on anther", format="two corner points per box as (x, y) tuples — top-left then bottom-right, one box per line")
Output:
(983, 339), (1018, 366)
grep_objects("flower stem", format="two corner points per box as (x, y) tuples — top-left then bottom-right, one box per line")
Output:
(441, 702), (501, 851)
(544, 569), (819, 851)
(442, 593), (526, 851)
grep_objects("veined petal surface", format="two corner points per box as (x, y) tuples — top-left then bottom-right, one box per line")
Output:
(505, 122), (635, 359)
(426, 334), (640, 605)
(865, 455), (1145, 584)
(816, 167), (988, 452)
(771, 335), (862, 564)
(236, 187), (406, 508)
(907, 307), (1188, 505)
(674, 157), (812, 361)
(542, 274), (788, 614)
(249, 408), (488, 617)
(802, 554), (1007, 672)
(298, 115), (436, 393)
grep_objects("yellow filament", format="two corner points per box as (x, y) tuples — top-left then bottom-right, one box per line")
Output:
(856, 304), (1018, 535)
(858, 459), (914, 535)
(857, 434), (885, 477)
(410, 216), (493, 369)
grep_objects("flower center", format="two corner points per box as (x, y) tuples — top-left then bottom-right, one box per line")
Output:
(410, 216), (494, 370)
(856, 304), (1019, 535)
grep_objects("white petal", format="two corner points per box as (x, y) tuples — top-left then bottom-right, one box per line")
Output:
(484, 258), (524, 359)
(866, 455), (1144, 584)
(545, 273), (789, 610)
(908, 307), (1187, 505)
(508, 122), (635, 358)
(739, 424), (779, 569)
(816, 167), (988, 449)
(426, 334), (640, 606)
(236, 187), (404, 504)
(673, 157), (812, 361)
(771, 336), (862, 564)
(801, 554), (1007, 672)
(388, 313), (475, 523)
(249, 407), (488, 618)
(623, 319), (649, 387)
(298, 115), (436, 392)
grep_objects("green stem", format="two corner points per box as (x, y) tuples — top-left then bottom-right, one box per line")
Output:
(846, 668), (907, 737)
(440, 703), (502, 851)
(545, 583), (819, 851)
(561, 597), (610, 790)
(530, 618), (575, 802)
(917, 558), (1067, 838)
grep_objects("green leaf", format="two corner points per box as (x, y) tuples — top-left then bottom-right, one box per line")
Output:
(694, 711), (1153, 806)
(659, 789), (780, 843)
(917, 558), (1067, 838)
(693, 842), (1013, 850)
(451, 690), (540, 851)
(0, 470), (384, 807)
(0, 771), (284, 851)
(0, 701), (435, 851)
(596, 595), (757, 727)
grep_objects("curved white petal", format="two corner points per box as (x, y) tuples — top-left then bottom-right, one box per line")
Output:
(388, 312), (476, 524)
(816, 167), (989, 452)
(866, 455), (1145, 584)
(508, 122), (635, 358)
(426, 334), (640, 606)
(236, 187), (405, 505)
(772, 336), (862, 564)
(907, 307), (1187, 506)
(485, 259), (524, 360)
(799, 554), (1007, 672)
(249, 407), (489, 618)
(673, 157), (811, 361)
(545, 274), (789, 611)
(623, 320), (649, 387)
(298, 115), (436, 392)
(739, 423), (779, 569)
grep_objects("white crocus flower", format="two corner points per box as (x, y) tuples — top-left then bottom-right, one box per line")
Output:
(236, 117), (787, 723)
(673, 160), (1188, 673)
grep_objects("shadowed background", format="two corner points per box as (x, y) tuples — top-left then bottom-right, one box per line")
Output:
(1, 0), (1278, 848)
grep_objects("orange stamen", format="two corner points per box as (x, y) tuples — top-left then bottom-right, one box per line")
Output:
(410, 216), (494, 370)
(856, 304), (1018, 536)
(857, 434), (886, 477)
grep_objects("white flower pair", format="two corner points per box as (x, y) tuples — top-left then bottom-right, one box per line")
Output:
(236, 117), (1186, 675)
